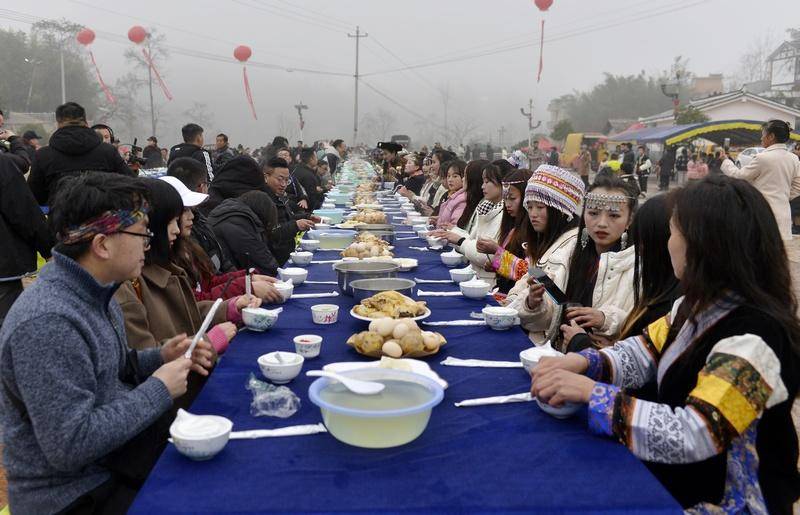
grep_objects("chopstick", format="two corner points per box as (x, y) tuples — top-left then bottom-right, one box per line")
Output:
(185, 298), (223, 359)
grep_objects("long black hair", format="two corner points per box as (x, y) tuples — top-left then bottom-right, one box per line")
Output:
(497, 169), (532, 258)
(525, 206), (579, 264)
(457, 161), (496, 229)
(619, 194), (680, 338)
(142, 178), (183, 267)
(239, 190), (278, 233)
(564, 175), (637, 303)
(668, 175), (800, 353)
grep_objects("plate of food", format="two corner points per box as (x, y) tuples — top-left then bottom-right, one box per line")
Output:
(341, 233), (394, 259)
(336, 220), (367, 229)
(350, 290), (430, 321)
(345, 318), (445, 358)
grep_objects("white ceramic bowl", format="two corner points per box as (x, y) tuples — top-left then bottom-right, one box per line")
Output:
(409, 216), (429, 225)
(482, 306), (519, 331)
(460, 279), (491, 299)
(170, 415), (232, 461)
(412, 224), (428, 232)
(393, 258), (418, 271)
(441, 251), (465, 267)
(311, 304), (339, 324)
(257, 351), (304, 384)
(519, 344), (563, 374)
(300, 239), (320, 252)
(449, 267), (475, 283)
(242, 307), (279, 331)
(273, 281), (294, 303)
(536, 398), (582, 419)
(279, 267), (308, 285)
(321, 203), (336, 209)
(426, 236), (447, 249)
(417, 229), (430, 240)
(294, 334), (323, 358)
(290, 251), (314, 266)
(314, 223), (331, 231)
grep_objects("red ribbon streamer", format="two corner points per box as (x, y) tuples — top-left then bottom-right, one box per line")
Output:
(537, 19), (545, 83)
(141, 48), (173, 101)
(88, 50), (115, 104)
(242, 66), (257, 120)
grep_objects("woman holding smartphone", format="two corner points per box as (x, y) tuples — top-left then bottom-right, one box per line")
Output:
(515, 175), (637, 348)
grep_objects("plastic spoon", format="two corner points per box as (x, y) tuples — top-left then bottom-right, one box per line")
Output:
(305, 370), (385, 395)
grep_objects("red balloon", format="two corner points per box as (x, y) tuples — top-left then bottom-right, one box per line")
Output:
(534, 0), (553, 11)
(234, 45), (252, 63)
(128, 25), (148, 44)
(76, 28), (95, 46)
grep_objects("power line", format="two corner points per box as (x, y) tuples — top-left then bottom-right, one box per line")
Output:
(230, 0), (347, 35)
(362, 0), (710, 77)
(367, 35), (439, 95)
(264, 0), (353, 31)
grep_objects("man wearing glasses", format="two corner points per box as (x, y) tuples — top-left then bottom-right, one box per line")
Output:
(263, 157), (317, 265)
(0, 172), (215, 513)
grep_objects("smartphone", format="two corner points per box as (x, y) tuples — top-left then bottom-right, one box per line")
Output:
(528, 267), (568, 305)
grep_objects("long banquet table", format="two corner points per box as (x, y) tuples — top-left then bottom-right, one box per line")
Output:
(129, 223), (681, 514)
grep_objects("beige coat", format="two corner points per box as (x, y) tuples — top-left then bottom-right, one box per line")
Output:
(509, 240), (635, 345)
(721, 144), (800, 240)
(114, 263), (230, 350)
(452, 205), (504, 285)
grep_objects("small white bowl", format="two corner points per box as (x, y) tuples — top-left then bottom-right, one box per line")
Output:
(482, 306), (519, 331)
(519, 344), (562, 374)
(460, 279), (491, 299)
(300, 239), (320, 252)
(314, 223), (331, 231)
(311, 304), (339, 324)
(393, 258), (418, 271)
(257, 351), (304, 384)
(273, 281), (294, 303)
(294, 334), (323, 358)
(449, 267), (475, 283)
(536, 398), (582, 419)
(279, 267), (308, 285)
(408, 216), (429, 225)
(412, 224), (428, 232)
(426, 236), (447, 249)
(441, 251), (465, 267)
(242, 307), (279, 331)
(417, 229), (430, 240)
(290, 251), (313, 266)
(321, 203), (336, 209)
(170, 414), (232, 461)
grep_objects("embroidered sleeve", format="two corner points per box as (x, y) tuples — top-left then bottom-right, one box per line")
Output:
(492, 249), (528, 280)
(600, 334), (787, 465)
(578, 348), (611, 382)
(587, 382), (620, 436)
(594, 315), (670, 388)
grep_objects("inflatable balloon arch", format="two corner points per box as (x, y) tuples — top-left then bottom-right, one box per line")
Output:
(75, 25), (257, 118)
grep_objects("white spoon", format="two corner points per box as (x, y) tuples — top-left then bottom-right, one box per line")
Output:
(306, 370), (385, 395)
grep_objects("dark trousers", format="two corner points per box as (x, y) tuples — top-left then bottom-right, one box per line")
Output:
(0, 280), (24, 329)
(659, 170), (671, 191)
(58, 478), (139, 515)
(638, 174), (649, 194)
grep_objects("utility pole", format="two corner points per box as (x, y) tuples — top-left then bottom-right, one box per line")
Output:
(497, 126), (506, 150)
(294, 101), (308, 143)
(24, 58), (42, 112)
(347, 26), (368, 146)
(519, 99), (541, 153)
(59, 50), (66, 104)
(146, 38), (156, 138)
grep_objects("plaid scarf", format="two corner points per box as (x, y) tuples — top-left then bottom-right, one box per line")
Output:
(476, 199), (502, 216)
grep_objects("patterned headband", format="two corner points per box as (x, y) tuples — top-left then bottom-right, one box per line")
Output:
(60, 204), (149, 245)
(584, 193), (634, 213)
(502, 180), (527, 200)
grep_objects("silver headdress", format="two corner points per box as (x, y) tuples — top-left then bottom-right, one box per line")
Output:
(584, 192), (634, 213)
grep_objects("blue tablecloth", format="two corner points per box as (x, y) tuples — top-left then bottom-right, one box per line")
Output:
(129, 226), (680, 514)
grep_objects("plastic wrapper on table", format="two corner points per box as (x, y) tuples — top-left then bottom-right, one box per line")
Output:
(246, 373), (301, 418)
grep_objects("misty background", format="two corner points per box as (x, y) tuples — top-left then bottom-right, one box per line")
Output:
(0, 0), (796, 149)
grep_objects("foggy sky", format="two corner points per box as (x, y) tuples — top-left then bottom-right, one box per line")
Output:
(2, 0), (796, 148)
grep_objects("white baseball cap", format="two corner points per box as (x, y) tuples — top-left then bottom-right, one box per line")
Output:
(158, 175), (209, 207)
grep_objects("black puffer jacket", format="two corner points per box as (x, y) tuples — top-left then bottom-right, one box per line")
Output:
(265, 187), (302, 266)
(200, 156), (268, 215)
(0, 155), (55, 280)
(27, 125), (132, 205)
(206, 199), (279, 275)
(191, 209), (235, 274)
(292, 163), (323, 210)
(168, 142), (213, 179)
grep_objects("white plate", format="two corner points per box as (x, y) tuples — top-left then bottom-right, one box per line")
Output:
(349, 306), (432, 322)
(334, 223), (366, 229)
(354, 204), (383, 210)
(324, 359), (448, 389)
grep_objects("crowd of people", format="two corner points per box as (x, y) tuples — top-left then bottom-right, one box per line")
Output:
(0, 101), (798, 514)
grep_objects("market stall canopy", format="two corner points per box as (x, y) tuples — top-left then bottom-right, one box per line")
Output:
(609, 119), (800, 147)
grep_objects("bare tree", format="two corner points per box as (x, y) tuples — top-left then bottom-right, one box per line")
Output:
(449, 115), (480, 147)
(182, 102), (215, 130)
(276, 114), (299, 143)
(123, 28), (170, 138)
(360, 109), (396, 142)
(439, 82), (451, 144)
(727, 33), (778, 90)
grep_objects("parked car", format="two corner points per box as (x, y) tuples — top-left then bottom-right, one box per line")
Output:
(735, 147), (765, 168)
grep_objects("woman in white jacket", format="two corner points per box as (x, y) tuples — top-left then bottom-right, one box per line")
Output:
(514, 175), (637, 349)
(430, 162), (506, 285)
(505, 165), (586, 306)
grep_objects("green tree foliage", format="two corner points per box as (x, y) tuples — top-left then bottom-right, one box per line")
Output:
(0, 20), (99, 115)
(550, 119), (574, 141)
(675, 105), (710, 125)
